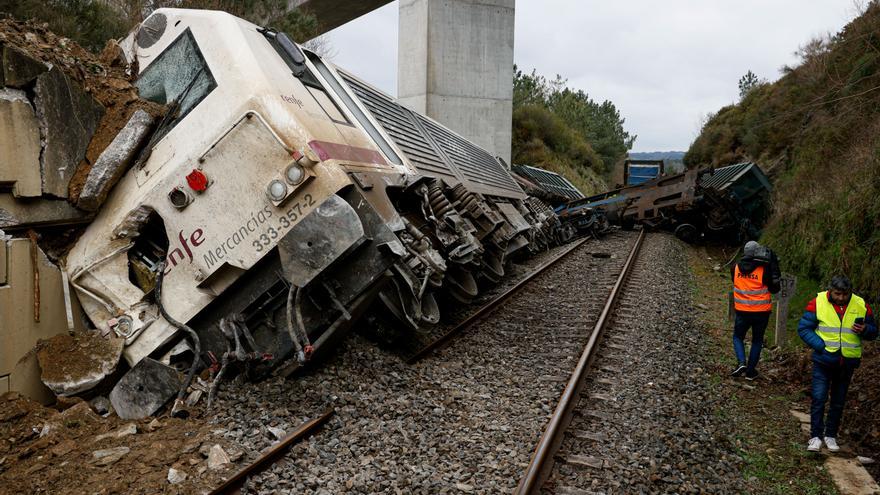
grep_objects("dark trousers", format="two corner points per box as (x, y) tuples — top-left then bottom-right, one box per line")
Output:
(732, 311), (770, 372)
(810, 360), (855, 438)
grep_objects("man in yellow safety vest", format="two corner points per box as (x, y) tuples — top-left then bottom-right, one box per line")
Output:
(730, 241), (781, 380)
(797, 275), (877, 453)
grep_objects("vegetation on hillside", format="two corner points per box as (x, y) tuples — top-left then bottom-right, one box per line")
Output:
(685, 2), (880, 301)
(512, 67), (635, 195)
(0, 0), (321, 52)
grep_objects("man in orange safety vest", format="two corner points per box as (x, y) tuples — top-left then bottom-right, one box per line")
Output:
(730, 241), (781, 380)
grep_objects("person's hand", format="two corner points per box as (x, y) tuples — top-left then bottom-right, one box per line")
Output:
(853, 322), (866, 334)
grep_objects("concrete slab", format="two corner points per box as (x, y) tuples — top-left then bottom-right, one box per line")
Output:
(2, 45), (48, 88)
(0, 88), (42, 197)
(0, 194), (92, 230)
(0, 374), (8, 394)
(826, 456), (880, 495)
(37, 333), (124, 396)
(77, 110), (154, 211)
(790, 410), (880, 494)
(34, 66), (104, 198)
(109, 358), (181, 419)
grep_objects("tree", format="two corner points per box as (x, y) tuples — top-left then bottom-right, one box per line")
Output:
(738, 70), (762, 99)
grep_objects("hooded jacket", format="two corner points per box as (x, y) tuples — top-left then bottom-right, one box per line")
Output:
(730, 252), (782, 295)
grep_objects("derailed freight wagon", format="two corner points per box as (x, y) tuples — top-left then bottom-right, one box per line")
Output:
(556, 162), (772, 243)
(66, 9), (559, 396)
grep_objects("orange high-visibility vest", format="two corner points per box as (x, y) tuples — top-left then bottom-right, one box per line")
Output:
(733, 265), (772, 312)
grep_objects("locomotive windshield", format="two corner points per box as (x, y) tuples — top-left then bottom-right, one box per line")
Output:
(136, 28), (217, 142)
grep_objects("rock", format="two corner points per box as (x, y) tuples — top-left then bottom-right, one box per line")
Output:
(37, 333), (124, 396)
(0, 88), (41, 197)
(184, 388), (203, 407)
(455, 482), (475, 492)
(94, 423), (137, 442)
(146, 418), (162, 432)
(267, 426), (286, 440)
(227, 448), (243, 463)
(109, 358), (182, 420)
(696, 303), (709, 310)
(77, 110), (154, 211)
(89, 396), (111, 415)
(33, 66), (104, 198)
(207, 444), (231, 471)
(92, 446), (130, 466)
(858, 456), (876, 465)
(167, 467), (187, 484)
(2, 45), (48, 88)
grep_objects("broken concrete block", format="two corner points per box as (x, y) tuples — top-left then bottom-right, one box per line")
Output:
(77, 109), (154, 211)
(0, 88), (42, 197)
(2, 45), (48, 88)
(0, 194), (92, 229)
(37, 332), (123, 396)
(109, 358), (181, 420)
(207, 444), (230, 471)
(92, 446), (129, 466)
(34, 66), (104, 198)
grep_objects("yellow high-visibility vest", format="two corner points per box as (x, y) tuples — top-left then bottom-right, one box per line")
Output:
(815, 291), (867, 358)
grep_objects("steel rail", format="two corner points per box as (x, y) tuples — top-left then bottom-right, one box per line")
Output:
(515, 229), (646, 494)
(209, 408), (334, 495)
(406, 236), (591, 364)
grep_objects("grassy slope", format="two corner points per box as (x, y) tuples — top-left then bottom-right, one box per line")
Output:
(685, 4), (880, 302)
(685, 1), (880, 470)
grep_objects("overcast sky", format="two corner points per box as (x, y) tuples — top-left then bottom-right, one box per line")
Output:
(323, 1), (858, 152)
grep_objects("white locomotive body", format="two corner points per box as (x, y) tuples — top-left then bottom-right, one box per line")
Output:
(66, 9), (558, 371)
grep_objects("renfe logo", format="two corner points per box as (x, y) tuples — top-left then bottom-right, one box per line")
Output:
(165, 228), (205, 274)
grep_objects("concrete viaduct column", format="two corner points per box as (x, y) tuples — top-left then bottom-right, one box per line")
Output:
(397, 0), (515, 164)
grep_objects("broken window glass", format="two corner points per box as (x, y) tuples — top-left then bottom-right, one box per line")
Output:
(136, 28), (217, 142)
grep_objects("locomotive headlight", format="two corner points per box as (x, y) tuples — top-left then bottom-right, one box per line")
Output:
(267, 180), (288, 201)
(285, 163), (305, 185)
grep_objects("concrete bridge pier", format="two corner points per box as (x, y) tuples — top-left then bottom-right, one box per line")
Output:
(397, 0), (515, 164)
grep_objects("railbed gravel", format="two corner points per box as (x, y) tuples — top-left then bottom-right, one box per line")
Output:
(545, 233), (746, 494)
(206, 231), (668, 494)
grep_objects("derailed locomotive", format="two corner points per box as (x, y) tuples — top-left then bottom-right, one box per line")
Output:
(65, 9), (561, 379)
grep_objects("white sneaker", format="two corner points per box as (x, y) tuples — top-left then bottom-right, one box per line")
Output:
(824, 437), (840, 452)
(807, 437), (823, 452)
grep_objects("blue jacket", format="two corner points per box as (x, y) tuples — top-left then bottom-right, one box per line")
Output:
(797, 294), (878, 368)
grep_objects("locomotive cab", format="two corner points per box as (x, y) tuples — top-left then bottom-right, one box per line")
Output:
(66, 9), (416, 368)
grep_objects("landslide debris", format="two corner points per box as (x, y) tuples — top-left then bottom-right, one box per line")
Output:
(0, 17), (163, 207)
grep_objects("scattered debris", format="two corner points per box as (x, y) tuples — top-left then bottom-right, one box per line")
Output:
(167, 467), (187, 484)
(859, 456), (876, 465)
(89, 396), (112, 416)
(109, 358), (182, 420)
(266, 426), (286, 441)
(92, 446), (130, 466)
(93, 423), (137, 442)
(207, 444), (231, 471)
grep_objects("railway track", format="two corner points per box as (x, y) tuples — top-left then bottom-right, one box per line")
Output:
(406, 236), (591, 364)
(517, 229), (646, 494)
(207, 231), (644, 493)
